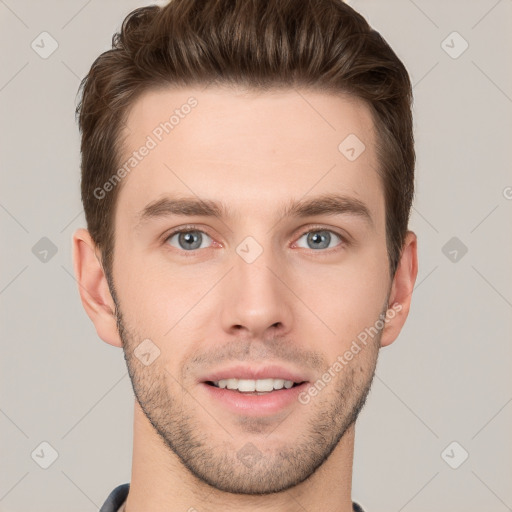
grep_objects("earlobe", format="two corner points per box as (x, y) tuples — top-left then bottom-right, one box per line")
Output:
(379, 230), (418, 348)
(72, 228), (123, 348)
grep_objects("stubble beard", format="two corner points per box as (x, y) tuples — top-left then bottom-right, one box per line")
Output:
(113, 290), (383, 495)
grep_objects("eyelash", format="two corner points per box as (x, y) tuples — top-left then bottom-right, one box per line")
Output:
(162, 224), (348, 255)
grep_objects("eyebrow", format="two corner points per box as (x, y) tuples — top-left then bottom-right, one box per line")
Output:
(136, 193), (374, 229)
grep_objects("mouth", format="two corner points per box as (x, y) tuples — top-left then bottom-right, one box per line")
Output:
(200, 378), (310, 416)
(198, 364), (311, 415)
(204, 378), (306, 395)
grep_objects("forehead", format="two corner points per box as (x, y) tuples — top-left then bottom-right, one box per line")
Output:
(115, 85), (383, 226)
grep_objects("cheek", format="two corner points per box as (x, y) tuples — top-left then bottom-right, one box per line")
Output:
(114, 251), (216, 346)
(290, 249), (388, 348)
(113, 249), (172, 334)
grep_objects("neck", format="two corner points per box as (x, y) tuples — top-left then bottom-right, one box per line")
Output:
(124, 401), (356, 512)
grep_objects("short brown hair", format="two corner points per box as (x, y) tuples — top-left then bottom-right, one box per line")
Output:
(76, 0), (414, 282)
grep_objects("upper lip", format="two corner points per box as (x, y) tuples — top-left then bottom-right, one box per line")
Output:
(200, 364), (310, 384)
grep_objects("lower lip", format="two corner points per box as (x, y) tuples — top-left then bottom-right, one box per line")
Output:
(200, 382), (309, 416)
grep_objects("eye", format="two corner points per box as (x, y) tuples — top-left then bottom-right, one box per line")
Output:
(295, 229), (344, 250)
(165, 229), (213, 251)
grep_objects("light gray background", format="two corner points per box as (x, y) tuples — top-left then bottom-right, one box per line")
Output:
(1, 0), (511, 511)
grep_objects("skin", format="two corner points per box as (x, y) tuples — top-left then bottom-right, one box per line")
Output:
(73, 86), (418, 512)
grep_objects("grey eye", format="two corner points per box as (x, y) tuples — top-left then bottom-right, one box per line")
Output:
(167, 230), (213, 251)
(295, 230), (342, 250)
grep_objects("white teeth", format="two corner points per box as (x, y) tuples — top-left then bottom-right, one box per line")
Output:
(213, 378), (297, 392)
(257, 378), (276, 392)
(225, 378), (238, 390)
(238, 379), (256, 392)
(272, 379), (285, 390)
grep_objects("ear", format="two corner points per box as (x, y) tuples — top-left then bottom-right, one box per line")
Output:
(72, 228), (123, 348)
(379, 230), (418, 348)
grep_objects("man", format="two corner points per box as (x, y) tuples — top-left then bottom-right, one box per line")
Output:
(72, 0), (418, 510)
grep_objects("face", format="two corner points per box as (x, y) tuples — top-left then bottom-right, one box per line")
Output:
(108, 86), (394, 494)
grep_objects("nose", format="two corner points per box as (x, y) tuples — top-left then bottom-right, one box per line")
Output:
(219, 247), (293, 340)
